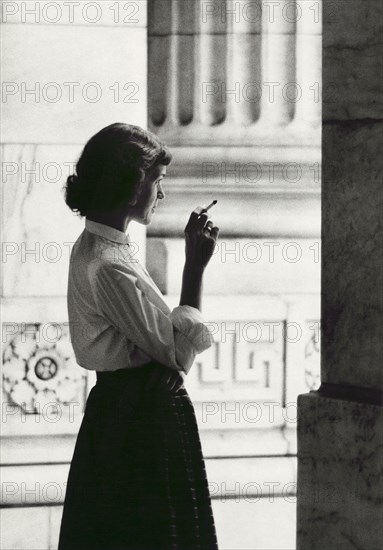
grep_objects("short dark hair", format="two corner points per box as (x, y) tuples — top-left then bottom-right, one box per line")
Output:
(63, 123), (172, 217)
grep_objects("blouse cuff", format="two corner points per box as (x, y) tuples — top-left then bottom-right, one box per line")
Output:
(169, 305), (215, 354)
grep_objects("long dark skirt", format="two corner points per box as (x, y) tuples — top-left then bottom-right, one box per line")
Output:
(58, 362), (218, 550)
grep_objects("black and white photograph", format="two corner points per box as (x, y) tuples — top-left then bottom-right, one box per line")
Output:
(1, 1), (382, 549)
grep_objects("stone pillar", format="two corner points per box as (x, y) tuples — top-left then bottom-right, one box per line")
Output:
(296, 1), (383, 549)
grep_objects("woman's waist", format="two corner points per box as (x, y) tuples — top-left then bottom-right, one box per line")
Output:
(86, 362), (189, 423)
(95, 361), (187, 399)
(96, 360), (166, 383)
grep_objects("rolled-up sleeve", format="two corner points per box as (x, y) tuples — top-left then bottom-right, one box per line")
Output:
(91, 263), (214, 374)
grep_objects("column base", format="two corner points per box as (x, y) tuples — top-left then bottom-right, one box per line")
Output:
(296, 390), (383, 550)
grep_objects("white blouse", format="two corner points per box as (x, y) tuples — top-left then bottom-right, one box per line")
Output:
(67, 219), (214, 374)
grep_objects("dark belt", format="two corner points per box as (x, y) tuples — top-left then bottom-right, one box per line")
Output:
(91, 361), (186, 419)
(96, 361), (158, 383)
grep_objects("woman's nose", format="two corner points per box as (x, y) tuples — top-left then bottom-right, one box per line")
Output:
(157, 183), (165, 200)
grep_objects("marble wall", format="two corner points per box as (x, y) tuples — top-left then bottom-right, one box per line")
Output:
(296, 1), (383, 548)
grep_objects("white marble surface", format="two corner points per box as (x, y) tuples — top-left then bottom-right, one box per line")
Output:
(147, 237), (321, 295)
(1, 507), (50, 549)
(2, 23), (147, 143)
(213, 496), (296, 550)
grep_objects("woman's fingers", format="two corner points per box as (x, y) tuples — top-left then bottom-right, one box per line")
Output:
(203, 220), (214, 234)
(209, 226), (219, 239)
(167, 372), (184, 391)
(184, 205), (220, 269)
(185, 207), (215, 234)
(194, 212), (208, 232)
(185, 207), (204, 231)
(186, 214), (209, 234)
(145, 365), (184, 392)
(169, 371), (185, 391)
(203, 222), (219, 242)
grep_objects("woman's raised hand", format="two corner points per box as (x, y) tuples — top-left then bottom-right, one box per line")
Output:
(184, 206), (220, 270)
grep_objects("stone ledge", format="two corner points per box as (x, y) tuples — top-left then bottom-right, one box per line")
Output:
(317, 382), (383, 407)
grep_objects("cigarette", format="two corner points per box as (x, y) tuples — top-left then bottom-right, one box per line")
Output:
(202, 200), (217, 213)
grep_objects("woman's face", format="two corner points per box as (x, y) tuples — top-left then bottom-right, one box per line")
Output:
(132, 164), (167, 225)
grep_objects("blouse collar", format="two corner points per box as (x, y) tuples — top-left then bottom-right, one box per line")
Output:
(85, 218), (130, 245)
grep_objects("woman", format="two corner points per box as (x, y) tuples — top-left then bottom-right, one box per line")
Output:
(58, 123), (219, 550)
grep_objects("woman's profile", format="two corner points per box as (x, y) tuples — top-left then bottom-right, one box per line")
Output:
(58, 123), (219, 550)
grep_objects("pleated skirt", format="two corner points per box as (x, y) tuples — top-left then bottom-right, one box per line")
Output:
(58, 362), (218, 550)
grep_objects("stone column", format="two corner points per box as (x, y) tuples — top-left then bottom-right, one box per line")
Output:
(148, 0), (321, 239)
(149, 0), (321, 145)
(296, 1), (383, 549)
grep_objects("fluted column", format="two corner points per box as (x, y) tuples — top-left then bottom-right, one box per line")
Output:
(194, 0), (226, 126)
(224, 0), (261, 126)
(148, 0), (321, 145)
(261, 0), (296, 126)
(294, 0), (322, 126)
